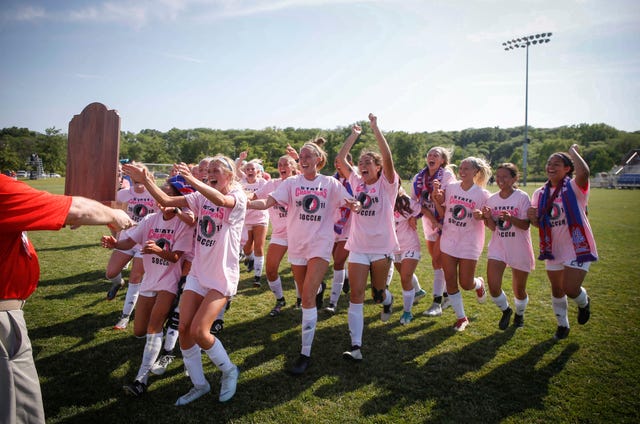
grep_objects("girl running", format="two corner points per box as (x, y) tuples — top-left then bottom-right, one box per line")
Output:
(527, 144), (597, 340)
(240, 158), (269, 286)
(481, 163), (535, 330)
(433, 157), (492, 332)
(336, 113), (399, 361)
(123, 156), (244, 405)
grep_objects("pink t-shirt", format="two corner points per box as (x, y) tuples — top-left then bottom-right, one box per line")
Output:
(116, 186), (158, 224)
(242, 178), (269, 226)
(256, 178), (289, 240)
(531, 179), (598, 264)
(185, 188), (247, 296)
(486, 189), (535, 272)
(412, 168), (456, 240)
(270, 174), (352, 260)
(440, 182), (490, 260)
(123, 212), (193, 293)
(345, 173), (399, 255)
(394, 197), (422, 254)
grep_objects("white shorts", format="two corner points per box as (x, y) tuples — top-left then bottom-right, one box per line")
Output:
(393, 250), (421, 264)
(348, 252), (392, 266)
(269, 237), (288, 247)
(139, 290), (158, 298)
(425, 233), (438, 243)
(289, 255), (331, 266)
(116, 246), (142, 258)
(546, 259), (592, 272)
(244, 222), (268, 231)
(183, 275), (228, 297)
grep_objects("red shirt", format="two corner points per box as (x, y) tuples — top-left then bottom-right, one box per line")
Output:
(0, 175), (72, 300)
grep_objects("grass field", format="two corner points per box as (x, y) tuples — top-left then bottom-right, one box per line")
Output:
(20, 179), (640, 423)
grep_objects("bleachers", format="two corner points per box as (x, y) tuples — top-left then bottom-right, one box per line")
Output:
(616, 173), (640, 188)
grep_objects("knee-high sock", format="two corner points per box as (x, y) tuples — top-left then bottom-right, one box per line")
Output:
(412, 274), (422, 292)
(254, 255), (264, 278)
(268, 276), (284, 300)
(449, 291), (466, 319)
(552, 295), (569, 327)
(204, 339), (234, 373)
(122, 282), (141, 316)
(164, 328), (179, 352)
(402, 289), (414, 313)
(514, 296), (529, 316)
(136, 332), (163, 384)
(491, 290), (510, 311)
(382, 289), (393, 305)
(385, 266), (395, 286)
(571, 287), (589, 308)
(347, 302), (364, 347)
(301, 307), (317, 356)
(181, 344), (207, 386)
(433, 269), (445, 297)
(329, 269), (345, 304)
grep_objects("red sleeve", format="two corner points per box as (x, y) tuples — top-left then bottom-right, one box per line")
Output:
(0, 175), (72, 232)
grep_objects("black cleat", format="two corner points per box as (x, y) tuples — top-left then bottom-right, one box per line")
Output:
(513, 313), (524, 328)
(210, 319), (224, 335)
(577, 296), (590, 325)
(554, 326), (570, 340)
(288, 354), (311, 375)
(315, 282), (326, 310)
(499, 307), (513, 330)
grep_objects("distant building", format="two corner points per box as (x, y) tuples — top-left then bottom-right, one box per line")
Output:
(612, 149), (640, 188)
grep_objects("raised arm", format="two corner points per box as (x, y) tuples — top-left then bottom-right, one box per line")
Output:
(368, 113), (396, 183)
(569, 144), (590, 190)
(174, 162), (236, 208)
(123, 164), (187, 208)
(336, 124), (362, 178)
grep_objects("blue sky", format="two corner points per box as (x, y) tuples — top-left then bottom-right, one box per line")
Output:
(1, 0), (638, 134)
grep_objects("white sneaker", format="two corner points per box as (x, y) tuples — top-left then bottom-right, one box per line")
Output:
(175, 382), (211, 406)
(423, 302), (442, 317)
(113, 315), (129, 330)
(150, 354), (175, 376)
(453, 317), (469, 332)
(219, 366), (239, 402)
(342, 346), (363, 361)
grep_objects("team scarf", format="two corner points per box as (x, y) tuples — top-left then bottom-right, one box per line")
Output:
(413, 166), (444, 221)
(536, 176), (597, 262)
(334, 173), (353, 235)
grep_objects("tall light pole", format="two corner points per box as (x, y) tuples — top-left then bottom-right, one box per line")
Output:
(502, 33), (552, 186)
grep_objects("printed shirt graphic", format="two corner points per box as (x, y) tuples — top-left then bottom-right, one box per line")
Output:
(255, 178), (288, 240)
(270, 174), (351, 259)
(242, 178), (269, 225)
(345, 172), (400, 255)
(394, 197), (422, 254)
(440, 182), (490, 260)
(412, 168), (456, 240)
(123, 212), (193, 293)
(116, 186), (158, 224)
(531, 179), (598, 264)
(486, 189), (535, 272)
(185, 188), (247, 295)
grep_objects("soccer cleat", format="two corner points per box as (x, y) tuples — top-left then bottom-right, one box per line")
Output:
(577, 296), (591, 325)
(342, 278), (350, 294)
(499, 307), (513, 330)
(441, 296), (451, 310)
(554, 326), (570, 340)
(380, 294), (393, 322)
(400, 311), (414, 325)
(324, 303), (337, 314)
(150, 354), (175, 376)
(315, 282), (326, 310)
(269, 298), (286, 317)
(123, 380), (147, 397)
(210, 319), (224, 335)
(253, 276), (262, 288)
(288, 354), (311, 375)
(113, 314), (130, 330)
(453, 317), (469, 332)
(423, 302), (442, 317)
(342, 346), (363, 361)
(413, 289), (427, 304)
(475, 277), (487, 304)
(106, 278), (125, 301)
(513, 313), (524, 328)
(219, 366), (239, 402)
(175, 383), (211, 406)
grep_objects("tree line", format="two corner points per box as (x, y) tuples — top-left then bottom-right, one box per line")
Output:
(2, 122), (638, 181)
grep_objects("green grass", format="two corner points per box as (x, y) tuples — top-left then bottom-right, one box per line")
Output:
(22, 180), (640, 423)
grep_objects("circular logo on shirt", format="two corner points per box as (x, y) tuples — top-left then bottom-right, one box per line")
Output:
(452, 205), (468, 221)
(357, 192), (373, 210)
(497, 219), (512, 231)
(200, 215), (216, 238)
(302, 195), (321, 214)
(155, 238), (171, 250)
(549, 203), (562, 219)
(133, 204), (149, 219)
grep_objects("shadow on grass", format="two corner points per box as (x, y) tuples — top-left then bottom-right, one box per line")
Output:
(36, 243), (100, 252)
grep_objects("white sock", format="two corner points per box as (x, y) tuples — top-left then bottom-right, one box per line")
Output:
(181, 344), (207, 386)
(246, 252), (255, 261)
(552, 296), (570, 327)
(254, 255), (264, 277)
(164, 328), (179, 352)
(204, 339), (234, 373)
(402, 290), (414, 313)
(136, 332), (162, 384)
(385, 266), (395, 286)
(108, 273), (123, 285)
(492, 291), (510, 311)
(216, 305), (226, 321)
(301, 307), (317, 357)
(449, 291), (466, 319)
(514, 296), (529, 316)
(572, 287), (589, 308)
(294, 282), (301, 299)
(329, 269), (345, 304)
(382, 289), (393, 306)
(122, 282), (141, 316)
(268, 277), (284, 300)
(474, 277), (484, 291)
(433, 269), (445, 297)
(347, 302), (364, 347)
(412, 274), (422, 292)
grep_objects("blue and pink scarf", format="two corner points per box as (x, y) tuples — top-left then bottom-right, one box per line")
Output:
(413, 166), (444, 222)
(536, 176), (597, 262)
(334, 173), (353, 235)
